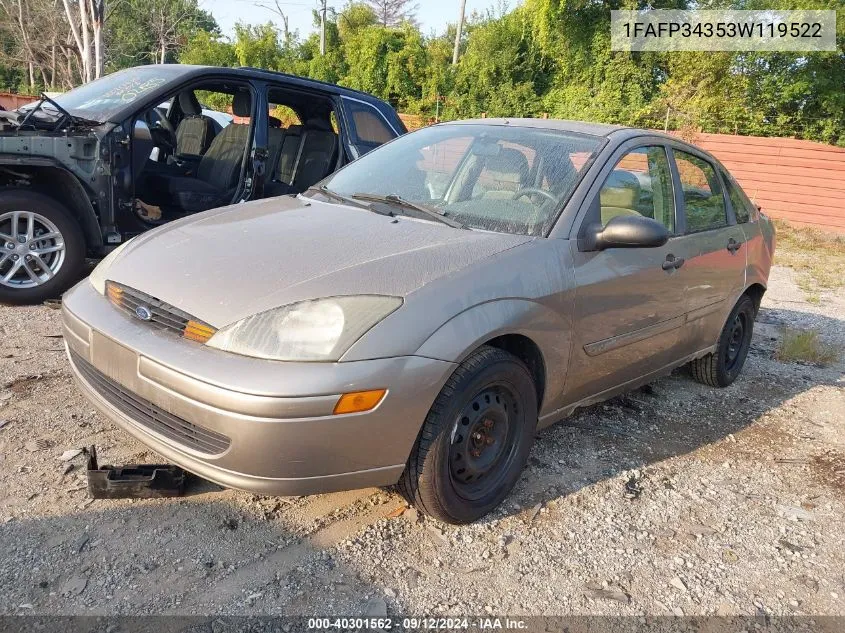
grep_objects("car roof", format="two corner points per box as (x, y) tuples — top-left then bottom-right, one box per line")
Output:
(442, 117), (680, 142)
(170, 65), (389, 103)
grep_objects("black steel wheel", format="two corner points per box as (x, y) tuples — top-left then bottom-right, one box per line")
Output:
(449, 384), (521, 502)
(690, 294), (756, 388)
(398, 345), (538, 524)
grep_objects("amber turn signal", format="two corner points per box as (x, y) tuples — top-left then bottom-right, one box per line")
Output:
(333, 389), (386, 415)
(105, 282), (123, 306)
(184, 319), (217, 343)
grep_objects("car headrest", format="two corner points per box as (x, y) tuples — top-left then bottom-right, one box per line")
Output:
(600, 170), (640, 209)
(178, 91), (201, 116)
(232, 91), (251, 117)
(484, 147), (529, 187)
(305, 117), (333, 132)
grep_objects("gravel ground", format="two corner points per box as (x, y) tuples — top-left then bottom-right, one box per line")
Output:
(0, 265), (843, 617)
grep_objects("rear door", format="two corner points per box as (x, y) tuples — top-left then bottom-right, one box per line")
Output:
(669, 147), (747, 353)
(564, 142), (698, 406)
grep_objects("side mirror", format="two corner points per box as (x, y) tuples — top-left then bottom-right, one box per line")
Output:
(580, 215), (670, 251)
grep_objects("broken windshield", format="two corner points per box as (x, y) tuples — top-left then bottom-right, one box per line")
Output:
(24, 66), (186, 123)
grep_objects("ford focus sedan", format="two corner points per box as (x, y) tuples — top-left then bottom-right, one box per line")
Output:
(62, 119), (775, 523)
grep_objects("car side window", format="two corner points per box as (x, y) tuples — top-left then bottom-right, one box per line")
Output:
(674, 150), (727, 232)
(599, 146), (675, 233)
(343, 98), (395, 151)
(722, 172), (753, 224)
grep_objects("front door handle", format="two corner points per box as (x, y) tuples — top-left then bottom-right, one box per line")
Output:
(662, 254), (685, 271)
(727, 238), (743, 254)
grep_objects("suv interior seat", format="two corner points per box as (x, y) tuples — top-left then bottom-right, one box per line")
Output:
(600, 170), (643, 225)
(174, 91), (216, 157)
(264, 118), (338, 197)
(292, 118), (338, 192)
(149, 91), (252, 214)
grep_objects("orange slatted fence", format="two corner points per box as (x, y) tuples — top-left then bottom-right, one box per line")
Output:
(0, 92), (37, 111)
(682, 132), (845, 233)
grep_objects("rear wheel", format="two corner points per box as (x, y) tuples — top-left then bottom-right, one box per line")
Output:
(690, 294), (756, 388)
(0, 190), (85, 305)
(398, 346), (538, 524)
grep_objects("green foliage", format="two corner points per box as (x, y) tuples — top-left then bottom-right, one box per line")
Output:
(180, 31), (238, 67)
(154, 0), (845, 146)
(106, 0), (218, 68)
(234, 23), (282, 70)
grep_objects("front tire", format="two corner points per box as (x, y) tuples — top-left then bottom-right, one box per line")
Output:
(398, 346), (538, 524)
(690, 294), (756, 388)
(0, 190), (85, 305)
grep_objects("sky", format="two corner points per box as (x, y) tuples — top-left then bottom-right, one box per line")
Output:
(199, 0), (511, 39)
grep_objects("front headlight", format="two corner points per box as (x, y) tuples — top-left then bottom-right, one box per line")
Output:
(89, 239), (133, 295)
(206, 295), (403, 361)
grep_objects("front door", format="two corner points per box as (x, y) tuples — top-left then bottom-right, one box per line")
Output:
(565, 145), (698, 406)
(670, 148), (747, 353)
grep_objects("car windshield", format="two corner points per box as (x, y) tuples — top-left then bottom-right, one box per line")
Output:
(23, 66), (183, 122)
(319, 123), (603, 236)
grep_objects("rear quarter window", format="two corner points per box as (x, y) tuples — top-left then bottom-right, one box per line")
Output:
(723, 172), (756, 224)
(343, 98), (395, 148)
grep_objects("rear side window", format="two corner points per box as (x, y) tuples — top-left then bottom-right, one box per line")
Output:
(343, 98), (395, 148)
(674, 150), (727, 232)
(722, 172), (754, 223)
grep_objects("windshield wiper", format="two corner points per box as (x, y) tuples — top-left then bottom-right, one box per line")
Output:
(350, 193), (466, 229)
(306, 186), (394, 216)
(18, 93), (99, 130)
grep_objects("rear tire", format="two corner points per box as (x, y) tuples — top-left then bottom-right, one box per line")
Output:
(0, 190), (85, 305)
(690, 294), (756, 388)
(398, 346), (538, 524)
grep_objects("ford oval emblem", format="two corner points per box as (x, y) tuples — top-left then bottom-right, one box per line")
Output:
(135, 305), (153, 321)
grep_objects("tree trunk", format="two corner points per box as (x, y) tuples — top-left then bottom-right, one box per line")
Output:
(90, 0), (104, 79)
(78, 0), (92, 81)
(62, 0), (89, 82)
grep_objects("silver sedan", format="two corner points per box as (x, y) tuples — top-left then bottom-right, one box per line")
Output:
(62, 119), (775, 523)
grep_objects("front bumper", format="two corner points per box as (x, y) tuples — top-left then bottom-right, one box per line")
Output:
(62, 280), (455, 495)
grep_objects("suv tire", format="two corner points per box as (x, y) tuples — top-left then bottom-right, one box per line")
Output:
(398, 345), (538, 524)
(0, 190), (85, 305)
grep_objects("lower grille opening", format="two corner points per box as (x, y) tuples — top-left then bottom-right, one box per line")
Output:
(70, 350), (231, 456)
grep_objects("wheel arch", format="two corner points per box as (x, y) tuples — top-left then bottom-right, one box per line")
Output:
(413, 299), (562, 413)
(0, 163), (103, 252)
(483, 334), (546, 410)
(743, 282), (766, 315)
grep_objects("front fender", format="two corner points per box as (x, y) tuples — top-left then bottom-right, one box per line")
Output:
(414, 298), (572, 417)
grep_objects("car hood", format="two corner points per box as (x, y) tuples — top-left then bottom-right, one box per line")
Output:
(107, 196), (532, 327)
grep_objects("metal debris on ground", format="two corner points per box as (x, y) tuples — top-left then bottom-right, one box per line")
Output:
(624, 474), (643, 499)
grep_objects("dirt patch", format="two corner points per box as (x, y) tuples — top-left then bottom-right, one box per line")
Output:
(811, 450), (845, 497)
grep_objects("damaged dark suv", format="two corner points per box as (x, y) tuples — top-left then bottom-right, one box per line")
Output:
(0, 65), (405, 304)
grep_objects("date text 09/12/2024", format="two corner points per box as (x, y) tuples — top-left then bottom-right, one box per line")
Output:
(306, 617), (529, 630)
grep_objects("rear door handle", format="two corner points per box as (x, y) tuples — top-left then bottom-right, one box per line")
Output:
(662, 254), (685, 271)
(727, 238), (743, 254)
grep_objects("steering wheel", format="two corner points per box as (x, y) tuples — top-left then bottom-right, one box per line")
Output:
(144, 110), (176, 152)
(513, 187), (557, 204)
